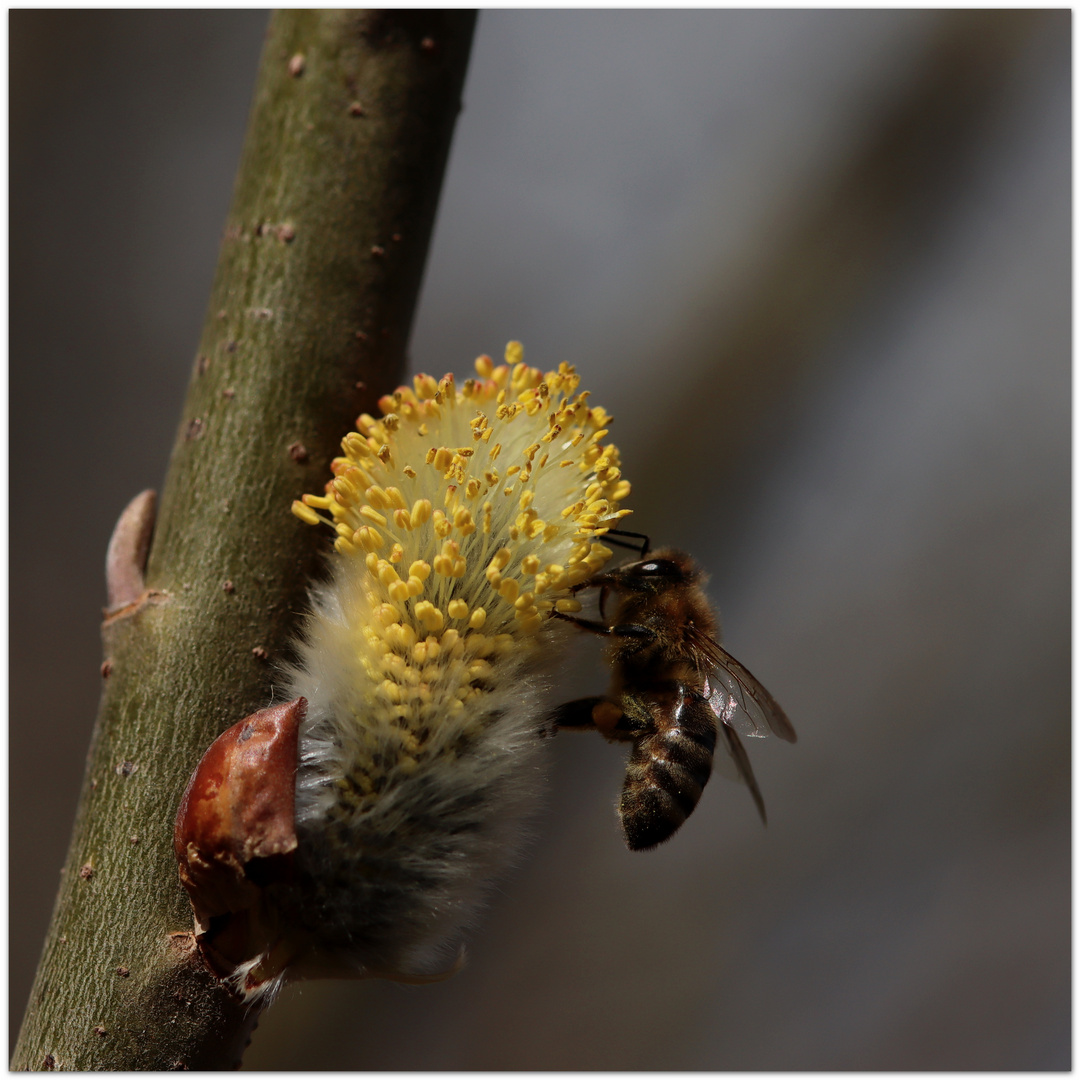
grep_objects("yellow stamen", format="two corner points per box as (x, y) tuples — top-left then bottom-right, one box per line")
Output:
(293, 343), (632, 752)
(292, 500), (320, 525)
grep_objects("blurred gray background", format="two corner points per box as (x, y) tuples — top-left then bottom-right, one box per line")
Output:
(10, 9), (1069, 1069)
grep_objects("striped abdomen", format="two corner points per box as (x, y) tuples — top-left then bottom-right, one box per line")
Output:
(619, 690), (718, 851)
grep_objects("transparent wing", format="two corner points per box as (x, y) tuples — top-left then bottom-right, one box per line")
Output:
(718, 723), (767, 824)
(696, 633), (797, 743)
(700, 681), (769, 823)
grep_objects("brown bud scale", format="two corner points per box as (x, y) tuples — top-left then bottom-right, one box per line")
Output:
(174, 698), (305, 985)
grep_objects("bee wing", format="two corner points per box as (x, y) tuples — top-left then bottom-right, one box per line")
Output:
(692, 629), (797, 743)
(718, 723), (767, 825)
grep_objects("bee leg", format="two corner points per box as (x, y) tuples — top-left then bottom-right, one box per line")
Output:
(547, 696), (606, 730)
(602, 528), (651, 557)
(553, 612), (654, 642)
(546, 697), (632, 741)
(552, 612), (611, 634)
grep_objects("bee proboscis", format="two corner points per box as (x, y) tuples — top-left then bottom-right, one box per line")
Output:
(550, 547), (796, 850)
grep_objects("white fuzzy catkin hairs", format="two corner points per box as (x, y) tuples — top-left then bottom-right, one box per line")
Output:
(175, 345), (632, 1001)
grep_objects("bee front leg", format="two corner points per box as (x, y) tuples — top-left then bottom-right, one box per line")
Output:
(553, 612), (654, 642)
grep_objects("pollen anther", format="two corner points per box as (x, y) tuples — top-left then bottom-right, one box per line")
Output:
(292, 346), (631, 786)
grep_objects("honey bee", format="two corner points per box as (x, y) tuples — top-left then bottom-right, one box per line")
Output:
(551, 547), (796, 850)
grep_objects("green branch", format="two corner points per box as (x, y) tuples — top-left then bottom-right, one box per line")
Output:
(12, 10), (476, 1070)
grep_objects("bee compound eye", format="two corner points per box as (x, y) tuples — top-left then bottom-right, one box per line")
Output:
(632, 558), (681, 580)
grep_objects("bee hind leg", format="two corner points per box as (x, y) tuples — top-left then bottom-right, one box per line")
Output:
(546, 697), (631, 741)
(548, 696), (605, 729)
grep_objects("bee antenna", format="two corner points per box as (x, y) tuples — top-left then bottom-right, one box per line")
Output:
(603, 529), (650, 558)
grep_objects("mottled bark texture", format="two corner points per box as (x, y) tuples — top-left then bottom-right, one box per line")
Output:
(12, 10), (476, 1070)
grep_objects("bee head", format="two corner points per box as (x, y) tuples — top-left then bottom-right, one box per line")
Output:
(610, 548), (702, 592)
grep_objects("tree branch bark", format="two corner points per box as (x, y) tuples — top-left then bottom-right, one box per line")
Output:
(12, 9), (476, 1070)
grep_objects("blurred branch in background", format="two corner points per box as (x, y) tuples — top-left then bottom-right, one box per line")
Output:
(624, 10), (1049, 550)
(12, 10), (475, 1069)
